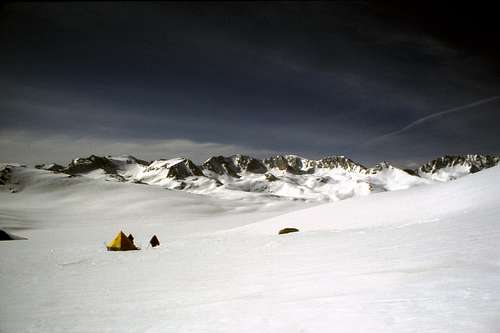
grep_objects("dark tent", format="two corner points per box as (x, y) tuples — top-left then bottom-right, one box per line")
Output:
(127, 233), (134, 243)
(106, 231), (139, 251)
(149, 235), (160, 247)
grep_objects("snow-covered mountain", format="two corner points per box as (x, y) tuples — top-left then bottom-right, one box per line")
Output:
(26, 153), (500, 202)
(2, 157), (500, 332)
(417, 154), (500, 181)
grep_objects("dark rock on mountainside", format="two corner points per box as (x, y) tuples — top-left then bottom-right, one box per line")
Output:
(0, 166), (11, 185)
(116, 156), (150, 166)
(417, 154), (500, 175)
(245, 158), (268, 173)
(365, 161), (393, 174)
(264, 155), (290, 171)
(403, 168), (417, 176)
(264, 155), (365, 174)
(167, 159), (204, 180)
(61, 155), (149, 180)
(142, 158), (203, 180)
(231, 155), (268, 174)
(203, 156), (241, 178)
(64, 155), (118, 175)
(35, 163), (65, 172)
(315, 156), (366, 172)
(264, 155), (310, 174)
(265, 173), (279, 181)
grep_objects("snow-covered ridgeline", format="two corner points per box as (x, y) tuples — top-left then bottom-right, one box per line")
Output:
(1, 159), (500, 332)
(30, 153), (500, 202)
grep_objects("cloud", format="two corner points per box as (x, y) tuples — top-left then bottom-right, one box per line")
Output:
(0, 130), (278, 165)
(2, 3), (500, 168)
(365, 96), (500, 145)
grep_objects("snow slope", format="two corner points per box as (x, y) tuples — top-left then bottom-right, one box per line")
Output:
(1, 165), (500, 332)
(236, 164), (500, 234)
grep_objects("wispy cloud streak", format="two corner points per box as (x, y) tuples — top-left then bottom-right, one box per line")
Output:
(366, 96), (500, 145)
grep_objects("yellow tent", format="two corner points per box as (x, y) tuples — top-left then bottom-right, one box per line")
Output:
(106, 231), (139, 251)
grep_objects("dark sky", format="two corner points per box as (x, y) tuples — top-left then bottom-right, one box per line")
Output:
(1, 2), (499, 166)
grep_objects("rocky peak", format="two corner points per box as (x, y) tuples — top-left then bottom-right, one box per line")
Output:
(64, 155), (118, 175)
(264, 155), (365, 174)
(202, 156), (241, 178)
(144, 158), (203, 180)
(365, 161), (393, 174)
(108, 155), (150, 166)
(263, 155), (313, 174)
(0, 165), (12, 185)
(35, 163), (65, 172)
(417, 154), (500, 175)
(230, 155), (268, 174)
(315, 156), (366, 172)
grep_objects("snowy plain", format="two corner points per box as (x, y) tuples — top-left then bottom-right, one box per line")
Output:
(1, 165), (500, 332)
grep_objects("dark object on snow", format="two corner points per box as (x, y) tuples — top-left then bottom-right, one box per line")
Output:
(149, 235), (160, 247)
(106, 231), (139, 251)
(0, 229), (13, 240)
(127, 233), (134, 243)
(403, 168), (417, 176)
(0, 229), (26, 241)
(279, 228), (299, 235)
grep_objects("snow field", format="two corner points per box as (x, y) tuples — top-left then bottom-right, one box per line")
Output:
(0, 166), (499, 332)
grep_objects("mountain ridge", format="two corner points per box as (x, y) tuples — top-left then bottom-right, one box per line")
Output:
(35, 153), (499, 178)
(20, 153), (498, 202)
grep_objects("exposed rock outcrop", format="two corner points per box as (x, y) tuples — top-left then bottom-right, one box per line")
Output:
(417, 154), (500, 175)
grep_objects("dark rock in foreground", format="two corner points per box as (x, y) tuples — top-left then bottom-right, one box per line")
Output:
(0, 229), (26, 241)
(279, 227), (299, 235)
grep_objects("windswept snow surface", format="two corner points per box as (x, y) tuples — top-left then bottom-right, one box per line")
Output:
(1, 165), (500, 332)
